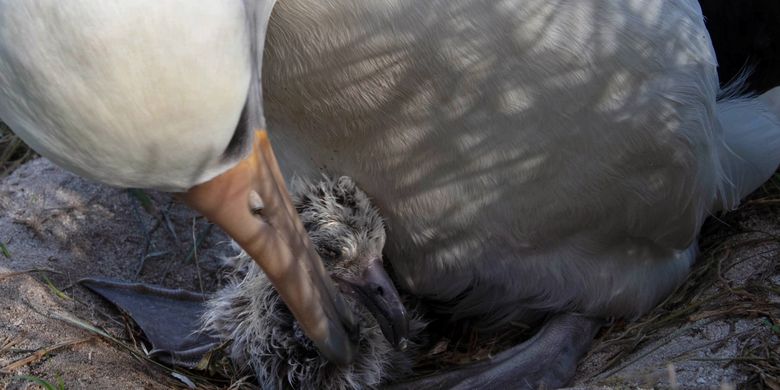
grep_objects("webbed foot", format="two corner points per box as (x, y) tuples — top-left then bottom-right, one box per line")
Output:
(80, 278), (219, 367)
(389, 313), (602, 389)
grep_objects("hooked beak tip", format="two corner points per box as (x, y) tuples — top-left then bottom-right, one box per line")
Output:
(183, 129), (360, 365)
(335, 258), (410, 350)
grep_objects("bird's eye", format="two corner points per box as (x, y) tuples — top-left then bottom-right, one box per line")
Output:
(319, 244), (342, 261)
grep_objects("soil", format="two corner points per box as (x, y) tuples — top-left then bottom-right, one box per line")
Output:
(0, 158), (229, 389)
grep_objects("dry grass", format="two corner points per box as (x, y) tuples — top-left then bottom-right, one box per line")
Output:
(51, 309), (249, 389)
(0, 268), (248, 389)
(579, 174), (780, 388)
(0, 121), (35, 177)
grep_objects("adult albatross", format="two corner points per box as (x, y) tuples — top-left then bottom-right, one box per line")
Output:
(2, 0), (780, 388)
(0, 0), (365, 365)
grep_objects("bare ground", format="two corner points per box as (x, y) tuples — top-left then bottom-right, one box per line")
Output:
(0, 158), (230, 389)
(0, 158), (778, 389)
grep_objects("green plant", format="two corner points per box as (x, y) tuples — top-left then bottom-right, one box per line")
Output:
(12, 375), (66, 390)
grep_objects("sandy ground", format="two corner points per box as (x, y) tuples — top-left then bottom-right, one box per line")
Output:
(0, 158), (777, 389)
(0, 159), (229, 389)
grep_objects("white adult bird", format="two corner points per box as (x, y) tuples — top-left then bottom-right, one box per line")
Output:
(0, 0), (364, 365)
(1, 0), (779, 388)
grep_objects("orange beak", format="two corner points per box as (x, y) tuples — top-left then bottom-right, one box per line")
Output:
(182, 130), (358, 364)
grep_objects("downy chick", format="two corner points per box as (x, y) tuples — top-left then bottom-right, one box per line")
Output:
(203, 176), (425, 389)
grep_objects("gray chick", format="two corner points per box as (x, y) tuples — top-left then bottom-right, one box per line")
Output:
(202, 176), (425, 389)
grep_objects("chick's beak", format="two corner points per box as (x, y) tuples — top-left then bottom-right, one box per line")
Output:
(334, 258), (410, 351)
(182, 130), (358, 365)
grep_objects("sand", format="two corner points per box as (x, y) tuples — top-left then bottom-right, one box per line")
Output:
(0, 158), (229, 389)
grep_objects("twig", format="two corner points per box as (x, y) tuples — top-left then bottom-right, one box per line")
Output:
(130, 193), (164, 278)
(597, 324), (693, 378)
(50, 311), (228, 384)
(0, 337), (93, 374)
(162, 201), (180, 245)
(0, 268), (62, 282)
(191, 217), (204, 295)
(692, 356), (770, 362)
(183, 222), (213, 264)
(0, 334), (23, 354)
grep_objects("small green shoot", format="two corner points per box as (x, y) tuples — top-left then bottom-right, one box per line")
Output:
(0, 241), (10, 258)
(763, 318), (780, 335)
(12, 375), (66, 390)
(42, 275), (71, 301)
(127, 188), (157, 215)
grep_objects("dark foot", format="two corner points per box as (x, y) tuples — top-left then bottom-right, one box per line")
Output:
(389, 313), (602, 390)
(80, 278), (219, 367)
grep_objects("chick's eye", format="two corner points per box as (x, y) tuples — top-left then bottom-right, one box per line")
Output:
(318, 244), (342, 261)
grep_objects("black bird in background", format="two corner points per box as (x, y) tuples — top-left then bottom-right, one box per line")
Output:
(700, 0), (780, 93)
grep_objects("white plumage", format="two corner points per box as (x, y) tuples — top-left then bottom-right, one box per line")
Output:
(261, 0), (780, 326)
(0, 1), (255, 190)
(0, 0), (361, 364)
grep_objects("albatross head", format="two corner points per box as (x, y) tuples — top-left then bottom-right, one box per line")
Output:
(0, 0), (364, 365)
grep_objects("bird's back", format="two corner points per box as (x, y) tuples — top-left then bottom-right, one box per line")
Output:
(263, 0), (779, 324)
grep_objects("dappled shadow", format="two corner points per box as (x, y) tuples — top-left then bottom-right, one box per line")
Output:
(0, 158), (229, 292)
(262, 0), (724, 326)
